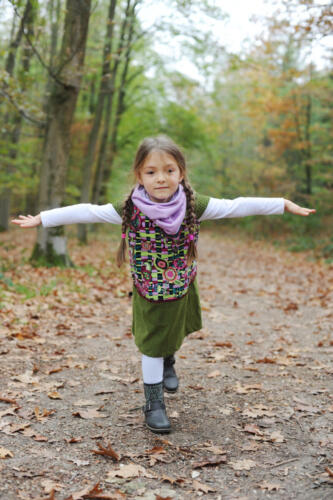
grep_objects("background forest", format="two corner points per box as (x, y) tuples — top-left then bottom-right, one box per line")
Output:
(1, 0), (332, 263)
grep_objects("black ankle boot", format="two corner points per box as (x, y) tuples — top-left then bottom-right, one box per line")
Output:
(163, 355), (179, 393)
(143, 382), (171, 433)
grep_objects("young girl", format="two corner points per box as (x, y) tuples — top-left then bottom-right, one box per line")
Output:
(12, 135), (315, 434)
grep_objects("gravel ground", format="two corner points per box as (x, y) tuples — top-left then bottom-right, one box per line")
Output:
(0, 230), (332, 499)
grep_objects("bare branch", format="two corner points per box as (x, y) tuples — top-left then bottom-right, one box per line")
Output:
(0, 87), (45, 128)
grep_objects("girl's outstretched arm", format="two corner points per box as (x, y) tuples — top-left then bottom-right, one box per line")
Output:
(11, 203), (122, 228)
(11, 214), (41, 228)
(284, 199), (316, 216)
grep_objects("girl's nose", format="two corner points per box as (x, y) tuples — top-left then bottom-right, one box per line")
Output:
(157, 173), (166, 183)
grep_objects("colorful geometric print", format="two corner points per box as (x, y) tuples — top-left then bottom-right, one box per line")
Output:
(128, 206), (200, 302)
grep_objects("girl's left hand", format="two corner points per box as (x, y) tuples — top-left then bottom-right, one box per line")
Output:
(284, 199), (316, 216)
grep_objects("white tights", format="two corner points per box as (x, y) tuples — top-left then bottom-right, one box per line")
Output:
(141, 354), (164, 384)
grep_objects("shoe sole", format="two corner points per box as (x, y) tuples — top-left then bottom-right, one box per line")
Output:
(164, 386), (178, 393)
(146, 423), (171, 434)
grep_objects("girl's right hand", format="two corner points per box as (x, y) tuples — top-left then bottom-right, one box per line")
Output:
(11, 214), (41, 228)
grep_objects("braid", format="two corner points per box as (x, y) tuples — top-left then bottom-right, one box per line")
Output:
(182, 180), (197, 265)
(116, 190), (134, 267)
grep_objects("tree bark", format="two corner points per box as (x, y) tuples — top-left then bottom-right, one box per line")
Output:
(92, 0), (133, 205)
(77, 0), (117, 243)
(31, 0), (91, 266)
(99, 2), (137, 204)
(304, 93), (312, 195)
(0, 0), (35, 232)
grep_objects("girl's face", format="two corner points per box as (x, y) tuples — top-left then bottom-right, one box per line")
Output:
(137, 151), (184, 203)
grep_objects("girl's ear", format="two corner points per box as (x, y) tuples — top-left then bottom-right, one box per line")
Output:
(136, 171), (143, 185)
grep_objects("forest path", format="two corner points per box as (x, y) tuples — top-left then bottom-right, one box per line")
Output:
(0, 230), (332, 499)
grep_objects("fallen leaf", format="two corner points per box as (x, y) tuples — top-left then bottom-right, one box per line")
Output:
(13, 371), (39, 384)
(259, 480), (281, 491)
(214, 342), (233, 348)
(48, 391), (62, 399)
(160, 475), (186, 486)
(91, 442), (120, 461)
(325, 467), (333, 478)
(192, 455), (227, 468)
(73, 408), (106, 419)
(145, 446), (166, 455)
(41, 479), (63, 493)
(219, 407), (232, 415)
(0, 447), (13, 459)
(234, 382), (262, 394)
(3, 422), (30, 434)
(284, 301), (298, 312)
(35, 407), (55, 422)
(294, 404), (321, 414)
(256, 357), (276, 364)
(0, 395), (18, 405)
(207, 370), (221, 378)
(106, 463), (155, 480)
(270, 431), (284, 443)
(65, 437), (83, 444)
(71, 482), (125, 500)
(192, 479), (216, 493)
(200, 443), (227, 455)
(230, 459), (256, 470)
(244, 424), (264, 436)
(34, 434), (48, 442)
(70, 459), (90, 466)
(241, 442), (260, 452)
(74, 399), (98, 406)
(242, 405), (274, 418)
(188, 385), (204, 391)
(0, 408), (17, 418)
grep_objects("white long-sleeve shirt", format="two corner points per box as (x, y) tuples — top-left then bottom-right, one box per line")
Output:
(40, 196), (285, 228)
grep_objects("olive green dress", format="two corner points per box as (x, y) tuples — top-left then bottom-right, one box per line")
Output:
(113, 193), (210, 357)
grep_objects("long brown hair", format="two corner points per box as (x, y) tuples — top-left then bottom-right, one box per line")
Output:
(116, 135), (197, 266)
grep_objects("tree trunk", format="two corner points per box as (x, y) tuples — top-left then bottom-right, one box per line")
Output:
(44, 0), (61, 113)
(304, 93), (312, 195)
(77, 0), (117, 243)
(92, 0), (132, 205)
(0, 0), (35, 232)
(31, 0), (91, 266)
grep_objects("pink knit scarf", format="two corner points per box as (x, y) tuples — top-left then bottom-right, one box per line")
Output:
(131, 184), (186, 235)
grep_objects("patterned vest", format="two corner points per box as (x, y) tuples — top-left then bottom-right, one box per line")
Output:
(128, 206), (200, 302)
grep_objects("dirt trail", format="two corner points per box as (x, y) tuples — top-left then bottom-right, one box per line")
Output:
(0, 231), (332, 499)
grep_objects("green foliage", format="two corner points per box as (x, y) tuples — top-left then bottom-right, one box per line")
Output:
(1, 0), (331, 262)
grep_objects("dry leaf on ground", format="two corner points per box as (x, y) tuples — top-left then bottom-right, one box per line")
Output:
(270, 431), (285, 443)
(192, 479), (216, 493)
(234, 382), (262, 394)
(242, 405), (274, 418)
(91, 442), (120, 461)
(72, 408), (106, 419)
(244, 424), (264, 436)
(0, 447), (13, 459)
(192, 455), (227, 469)
(230, 459), (256, 470)
(106, 463), (155, 480)
(259, 480), (281, 491)
(48, 391), (62, 399)
(41, 479), (64, 493)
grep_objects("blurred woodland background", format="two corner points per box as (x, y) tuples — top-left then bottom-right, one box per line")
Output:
(0, 0), (332, 264)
